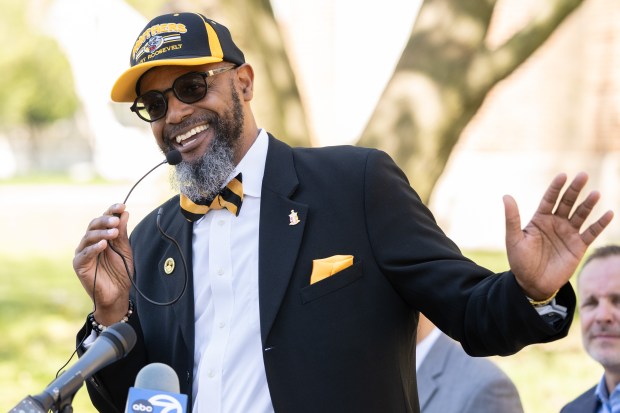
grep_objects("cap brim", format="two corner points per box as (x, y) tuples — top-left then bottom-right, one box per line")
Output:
(110, 56), (224, 102)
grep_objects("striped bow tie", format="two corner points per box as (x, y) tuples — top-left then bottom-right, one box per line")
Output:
(179, 173), (243, 222)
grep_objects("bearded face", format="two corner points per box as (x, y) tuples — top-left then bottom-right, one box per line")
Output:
(170, 84), (244, 201)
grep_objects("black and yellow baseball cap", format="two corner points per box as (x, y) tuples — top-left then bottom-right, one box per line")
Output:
(111, 12), (245, 102)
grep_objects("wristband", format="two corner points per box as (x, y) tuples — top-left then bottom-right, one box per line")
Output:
(88, 299), (134, 334)
(527, 290), (558, 307)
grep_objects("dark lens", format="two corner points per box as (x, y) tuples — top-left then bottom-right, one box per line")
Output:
(174, 73), (207, 103)
(136, 91), (167, 121)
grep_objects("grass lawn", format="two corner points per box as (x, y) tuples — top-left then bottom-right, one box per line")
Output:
(0, 254), (95, 412)
(0, 250), (601, 412)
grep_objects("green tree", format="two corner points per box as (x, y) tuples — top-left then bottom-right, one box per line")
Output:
(127, 0), (586, 201)
(0, 0), (78, 171)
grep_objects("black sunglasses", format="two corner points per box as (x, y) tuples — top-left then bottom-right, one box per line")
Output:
(130, 66), (236, 122)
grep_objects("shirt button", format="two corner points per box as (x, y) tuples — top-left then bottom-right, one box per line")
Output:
(208, 369), (215, 378)
(217, 269), (225, 276)
(218, 220), (225, 226)
(219, 322), (226, 329)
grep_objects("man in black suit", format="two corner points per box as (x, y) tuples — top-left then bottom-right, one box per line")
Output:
(561, 245), (620, 413)
(73, 12), (614, 413)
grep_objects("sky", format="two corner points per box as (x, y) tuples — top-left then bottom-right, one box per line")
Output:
(272, 0), (422, 146)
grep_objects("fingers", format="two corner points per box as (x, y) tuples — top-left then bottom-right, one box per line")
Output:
(554, 172), (588, 218)
(536, 172), (601, 223)
(568, 190), (600, 229)
(75, 204), (127, 247)
(539, 172), (613, 245)
(581, 210), (614, 245)
(73, 204), (129, 272)
(503, 194), (522, 247)
(105, 203), (127, 218)
(535, 173), (568, 215)
(75, 215), (121, 255)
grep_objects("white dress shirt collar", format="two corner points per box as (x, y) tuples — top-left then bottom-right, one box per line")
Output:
(415, 326), (442, 372)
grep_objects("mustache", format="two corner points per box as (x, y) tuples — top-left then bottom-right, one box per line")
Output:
(162, 113), (217, 147)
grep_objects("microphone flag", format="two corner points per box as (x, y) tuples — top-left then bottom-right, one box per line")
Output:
(125, 387), (188, 413)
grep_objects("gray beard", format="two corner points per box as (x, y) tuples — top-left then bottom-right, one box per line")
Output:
(168, 81), (244, 202)
(170, 139), (236, 202)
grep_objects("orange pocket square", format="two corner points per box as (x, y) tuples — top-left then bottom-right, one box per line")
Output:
(310, 255), (354, 285)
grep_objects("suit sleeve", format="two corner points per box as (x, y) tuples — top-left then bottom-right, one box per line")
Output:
(362, 149), (575, 356)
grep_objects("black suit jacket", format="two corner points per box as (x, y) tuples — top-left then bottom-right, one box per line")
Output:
(560, 386), (598, 413)
(82, 135), (576, 413)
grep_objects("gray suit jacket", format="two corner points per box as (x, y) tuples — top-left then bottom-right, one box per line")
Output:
(417, 331), (524, 413)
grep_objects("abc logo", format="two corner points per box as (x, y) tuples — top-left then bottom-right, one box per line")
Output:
(149, 394), (184, 413)
(132, 400), (153, 412)
(129, 391), (184, 413)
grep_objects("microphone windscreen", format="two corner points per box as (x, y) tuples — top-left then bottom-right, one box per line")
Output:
(166, 150), (182, 165)
(134, 363), (180, 393)
(100, 322), (137, 358)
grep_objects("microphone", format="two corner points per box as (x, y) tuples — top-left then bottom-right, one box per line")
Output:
(106, 148), (188, 307)
(165, 149), (183, 166)
(124, 363), (188, 413)
(10, 322), (137, 413)
(118, 149), (182, 210)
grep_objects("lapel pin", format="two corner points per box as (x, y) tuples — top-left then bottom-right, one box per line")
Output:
(164, 257), (175, 275)
(289, 210), (300, 226)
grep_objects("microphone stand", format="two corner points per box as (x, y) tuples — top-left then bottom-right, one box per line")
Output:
(56, 388), (79, 413)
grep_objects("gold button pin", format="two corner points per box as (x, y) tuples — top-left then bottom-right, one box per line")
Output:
(164, 258), (175, 275)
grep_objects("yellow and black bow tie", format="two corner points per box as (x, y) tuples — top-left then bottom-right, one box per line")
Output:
(179, 173), (243, 222)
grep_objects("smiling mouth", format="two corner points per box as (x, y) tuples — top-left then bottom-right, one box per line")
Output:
(592, 333), (620, 340)
(174, 124), (210, 146)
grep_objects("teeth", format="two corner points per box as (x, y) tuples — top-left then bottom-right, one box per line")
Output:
(175, 124), (209, 144)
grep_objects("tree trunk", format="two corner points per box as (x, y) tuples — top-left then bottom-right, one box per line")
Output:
(161, 0), (313, 147)
(358, 0), (584, 203)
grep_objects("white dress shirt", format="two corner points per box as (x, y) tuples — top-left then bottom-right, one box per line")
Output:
(191, 129), (274, 413)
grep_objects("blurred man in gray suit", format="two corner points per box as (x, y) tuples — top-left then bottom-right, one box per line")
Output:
(416, 314), (524, 413)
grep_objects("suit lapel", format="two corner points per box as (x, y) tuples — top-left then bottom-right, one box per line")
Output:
(417, 332), (451, 410)
(258, 136), (307, 344)
(155, 208), (195, 353)
(572, 385), (598, 413)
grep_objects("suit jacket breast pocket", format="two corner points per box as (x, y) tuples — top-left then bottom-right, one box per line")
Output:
(300, 261), (363, 304)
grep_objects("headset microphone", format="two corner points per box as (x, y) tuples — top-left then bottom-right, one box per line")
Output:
(121, 149), (182, 206)
(112, 150), (181, 219)
(165, 149), (183, 165)
(107, 148), (188, 306)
